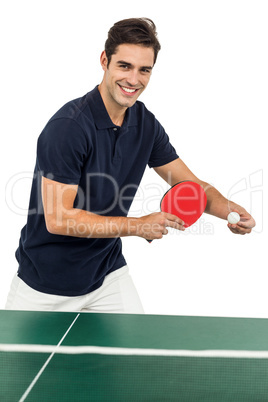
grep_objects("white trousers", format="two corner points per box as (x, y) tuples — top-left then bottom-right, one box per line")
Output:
(5, 265), (144, 314)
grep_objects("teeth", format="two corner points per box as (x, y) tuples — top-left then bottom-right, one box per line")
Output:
(121, 86), (136, 93)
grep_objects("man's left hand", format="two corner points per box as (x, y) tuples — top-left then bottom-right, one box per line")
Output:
(227, 212), (256, 235)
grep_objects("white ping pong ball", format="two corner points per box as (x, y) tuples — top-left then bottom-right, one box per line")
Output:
(227, 212), (240, 224)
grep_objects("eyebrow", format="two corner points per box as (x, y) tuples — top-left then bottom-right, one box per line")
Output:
(116, 60), (153, 70)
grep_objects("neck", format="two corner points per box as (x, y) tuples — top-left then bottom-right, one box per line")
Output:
(98, 84), (126, 126)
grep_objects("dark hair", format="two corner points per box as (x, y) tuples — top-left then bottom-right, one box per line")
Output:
(105, 18), (161, 66)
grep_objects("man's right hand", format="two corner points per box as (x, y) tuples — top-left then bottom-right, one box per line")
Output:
(135, 212), (185, 240)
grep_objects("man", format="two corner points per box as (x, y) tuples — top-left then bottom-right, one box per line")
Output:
(6, 18), (255, 313)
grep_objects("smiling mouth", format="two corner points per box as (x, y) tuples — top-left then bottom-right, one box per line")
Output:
(118, 84), (140, 95)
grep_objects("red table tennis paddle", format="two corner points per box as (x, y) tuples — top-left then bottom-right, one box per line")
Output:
(148, 180), (207, 242)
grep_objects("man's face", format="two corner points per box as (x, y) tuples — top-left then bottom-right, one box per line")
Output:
(100, 44), (154, 109)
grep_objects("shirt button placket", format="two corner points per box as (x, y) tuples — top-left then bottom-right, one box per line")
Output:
(112, 127), (120, 162)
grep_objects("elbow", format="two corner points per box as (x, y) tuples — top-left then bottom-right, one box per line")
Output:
(44, 216), (64, 236)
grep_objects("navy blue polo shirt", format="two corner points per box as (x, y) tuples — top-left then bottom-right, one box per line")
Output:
(16, 86), (179, 296)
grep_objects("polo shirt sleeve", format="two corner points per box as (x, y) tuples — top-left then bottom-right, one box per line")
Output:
(148, 119), (179, 168)
(37, 118), (89, 185)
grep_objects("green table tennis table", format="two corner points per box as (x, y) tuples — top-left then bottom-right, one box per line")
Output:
(1, 310), (268, 401)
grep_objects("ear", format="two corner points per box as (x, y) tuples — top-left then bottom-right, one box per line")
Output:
(100, 50), (108, 71)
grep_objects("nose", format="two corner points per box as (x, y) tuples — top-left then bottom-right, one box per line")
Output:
(126, 69), (139, 87)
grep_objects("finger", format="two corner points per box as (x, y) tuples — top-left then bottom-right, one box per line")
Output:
(236, 218), (255, 231)
(227, 224), (252, 235)
(162, 212), (184, 226)
(237, 220), (255, 230)
(166, 219), (185, 231)
(237, 223), (253, 231)
(163, 228), (169, 235)
(238, 214), (256, 228)
(228, 225), (245, 235)
(147, 223), (170, 239)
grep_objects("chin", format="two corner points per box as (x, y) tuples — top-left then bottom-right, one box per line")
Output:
(114, 98), (134, 108)
(122, 100), (136, 108)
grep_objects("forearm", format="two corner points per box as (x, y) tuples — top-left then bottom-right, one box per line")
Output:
(202, 181), (246, 219)
(45, 207), (184, 240)
(42, 176), (183, 240)
(153, 159), (255, 234)
(45, 208), (139, 238)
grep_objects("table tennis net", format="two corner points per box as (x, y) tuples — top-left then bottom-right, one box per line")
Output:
(2, 344), (268, 401)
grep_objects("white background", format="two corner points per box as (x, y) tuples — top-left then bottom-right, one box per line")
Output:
(1, 0), (267, 317)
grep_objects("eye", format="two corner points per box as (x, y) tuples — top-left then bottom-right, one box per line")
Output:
(119, 64), (129, 70)
(141, 68), (151, 74)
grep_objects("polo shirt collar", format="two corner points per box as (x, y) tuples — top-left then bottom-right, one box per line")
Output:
(87, 86), (138, 130)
